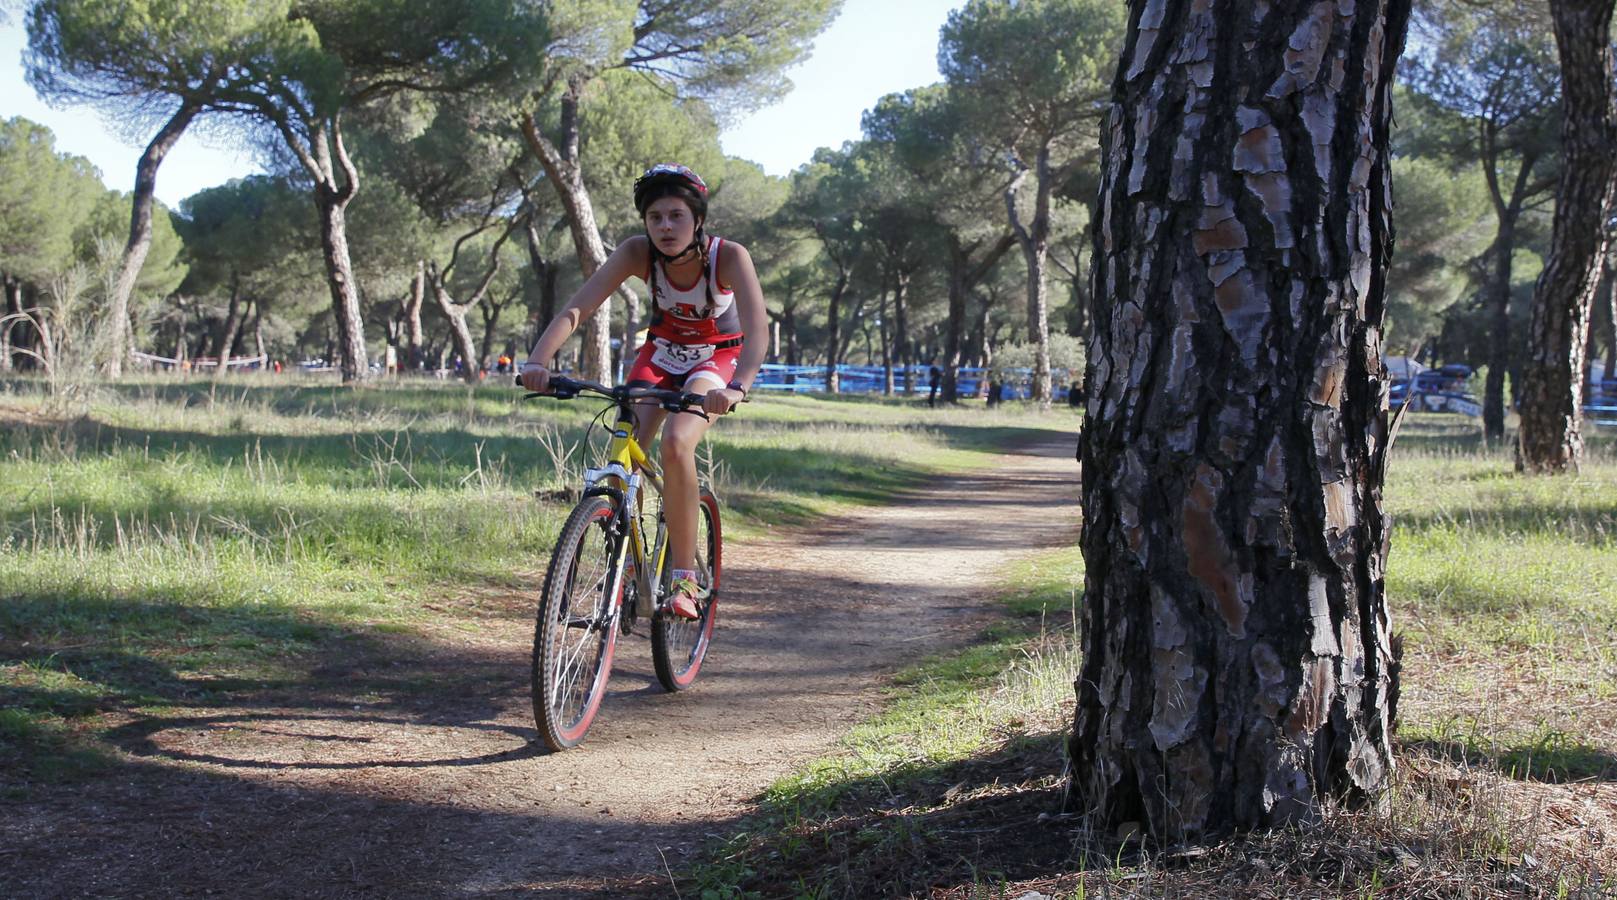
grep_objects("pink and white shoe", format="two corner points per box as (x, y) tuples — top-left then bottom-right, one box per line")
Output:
(663, 570), (703, 620)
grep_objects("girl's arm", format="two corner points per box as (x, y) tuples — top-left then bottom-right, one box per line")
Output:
(708, 240), (768, 413)
(523, 236), (649, 372)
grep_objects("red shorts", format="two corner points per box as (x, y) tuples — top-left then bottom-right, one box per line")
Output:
(625, 340), (741, 391)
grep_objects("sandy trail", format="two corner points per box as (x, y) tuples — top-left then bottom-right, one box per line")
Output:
(2, 437), (1079, 898)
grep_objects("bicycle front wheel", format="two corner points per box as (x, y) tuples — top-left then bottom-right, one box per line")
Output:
(533, 494), (623, 750)
(652, 486), (721, 692)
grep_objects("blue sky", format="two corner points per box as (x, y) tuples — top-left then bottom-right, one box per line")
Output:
(0, 2), (961, 208)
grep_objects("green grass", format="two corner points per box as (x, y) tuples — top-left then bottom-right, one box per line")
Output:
(0, 374), (1077, 781)
(1385, 418), (1617, 772)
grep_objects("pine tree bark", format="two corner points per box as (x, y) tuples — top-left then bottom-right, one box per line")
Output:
(941, 233), (1015, 402)
(287, 113), (370, 384)
(1070, 0), (1409, 840)
(478, 290), (512, 373)
(519, 90), (628, 384)
(211, 273), (243, 378)
(894, 270), (914, 394)
(823, 269), (849, 393)
(105, 103), (197, 378)
(1602, 256), (1616, 380)
(521, 211), (564, 328)
(426, 262), (481, 385)
(405, 261), (426, 371)
(879, 282), (894, 394)
(1515, 0), (1617, 474)
(1007, 149), (1055, 406)
(1478, 139), (1543, 440)
(1, 275), (19, 373)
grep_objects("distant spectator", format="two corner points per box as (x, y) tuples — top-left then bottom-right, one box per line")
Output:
(1068, 380), (1085, 408)
(927, 365), (941, 408)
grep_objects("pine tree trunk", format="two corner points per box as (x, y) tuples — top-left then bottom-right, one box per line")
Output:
(1602, 256), (1616, 380)
(1070, 0), (1409, 840)
(1, 275), (18, 373)
(1008, 146), (1057, 406)
(212, 274), (243, 378)
(105, 103), (196, 379)
(623, 276), (641, 379)
(172, 296), (189, 367)
(302, 117), (369, 384)
(478, 295), (507, 373)
(1515, 0), (1617, 474)
(942, 235), (1015, 401)
(943, 241), (970, 403)
(426, 263), (480, 384)
(879, 282), (894, 394)
(782, 303), (800, 367)
(895, 271), (913, 394)
(316, 192), (368, 383)
(230, 297), (254, 359)
(1483, 219), (1519, 441)
(519, 96), (621, 384)
(252, 306), (266, 367)
(522, 216), (563, 328)
(824, 271), (849, 393)
(405, 261), (426, 371)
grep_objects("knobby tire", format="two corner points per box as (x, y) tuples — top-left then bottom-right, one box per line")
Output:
(533, 494), (623, 750)
(651, 486), (721, 692)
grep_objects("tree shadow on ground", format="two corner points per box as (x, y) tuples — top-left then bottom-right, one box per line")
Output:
(1392, 498), (1617, 548)
(686, 726), (1613, 899)
(0, 589), (538, 784)
(0, 747), (713, 899)
(1400, 737), (1617, 784)
(682, 730), (1083, 898)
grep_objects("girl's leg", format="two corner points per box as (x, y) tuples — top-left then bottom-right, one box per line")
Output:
(631, 397), (665, 453)
(660, 376), (722, 574)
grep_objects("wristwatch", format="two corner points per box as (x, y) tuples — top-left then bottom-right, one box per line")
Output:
(726, 379), (749, 398)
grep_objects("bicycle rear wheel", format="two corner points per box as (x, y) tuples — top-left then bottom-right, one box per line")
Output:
(651, 486), (721, 692)
(533, 494), (623, 750)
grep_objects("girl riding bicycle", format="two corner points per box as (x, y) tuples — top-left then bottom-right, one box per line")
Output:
(519, 163), (767, 621)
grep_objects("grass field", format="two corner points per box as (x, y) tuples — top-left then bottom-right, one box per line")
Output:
(0, 374), (1075, 781)
(3, 376), (1613, 896)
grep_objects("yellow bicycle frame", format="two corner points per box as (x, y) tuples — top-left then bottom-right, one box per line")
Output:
(591, 421), (667, 617)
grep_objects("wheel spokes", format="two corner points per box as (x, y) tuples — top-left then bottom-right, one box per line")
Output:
(549, 518), (619, 728)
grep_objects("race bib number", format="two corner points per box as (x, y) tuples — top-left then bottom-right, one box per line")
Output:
(650, 338), (715, 375)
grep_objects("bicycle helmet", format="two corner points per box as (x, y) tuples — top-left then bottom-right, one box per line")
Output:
(634, 163), (719, 314)
(634, 164), (709, 260)
(633, 163), (708, 218)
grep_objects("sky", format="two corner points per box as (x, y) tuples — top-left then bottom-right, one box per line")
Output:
(0, 2), (961, 209)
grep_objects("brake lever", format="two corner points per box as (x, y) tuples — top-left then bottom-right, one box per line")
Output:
(514, 375), (579, 400)
(666, 399), (711, 420)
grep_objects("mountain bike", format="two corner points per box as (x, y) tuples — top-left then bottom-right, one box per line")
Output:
(518, 374), (724, 751)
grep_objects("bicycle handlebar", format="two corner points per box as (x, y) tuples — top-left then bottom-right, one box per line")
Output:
(513, 373), (745, 415)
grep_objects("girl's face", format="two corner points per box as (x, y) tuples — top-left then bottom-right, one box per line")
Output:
(644, 196), (699, 256)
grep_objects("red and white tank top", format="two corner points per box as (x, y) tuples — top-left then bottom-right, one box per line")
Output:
(646, 236), (743, 345)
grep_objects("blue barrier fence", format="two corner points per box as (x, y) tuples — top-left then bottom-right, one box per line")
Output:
(753, 364), (1076, 400)
(749, 362), (1617, 424)
(1388, 375), (1617, 425)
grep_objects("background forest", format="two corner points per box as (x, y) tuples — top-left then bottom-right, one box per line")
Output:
(3, 0), (1607, 417)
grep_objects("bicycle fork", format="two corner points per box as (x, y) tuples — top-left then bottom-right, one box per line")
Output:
(599, 470), (668, 632)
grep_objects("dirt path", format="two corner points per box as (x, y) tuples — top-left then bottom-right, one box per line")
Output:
(3, 437), (1080, 898)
